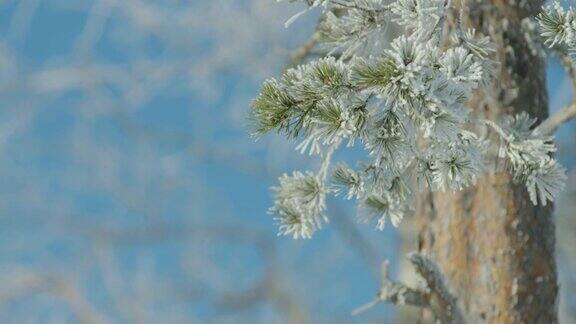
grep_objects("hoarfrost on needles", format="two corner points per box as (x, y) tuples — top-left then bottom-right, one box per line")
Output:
(251, 0), (569, 238)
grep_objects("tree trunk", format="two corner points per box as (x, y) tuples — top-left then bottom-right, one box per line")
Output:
(415, 1), (558, 323)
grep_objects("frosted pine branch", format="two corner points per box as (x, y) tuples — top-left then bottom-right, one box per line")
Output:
(486, 113), (566, 206)
(251, 0), (568, 239)
(537, 2), (576, 52)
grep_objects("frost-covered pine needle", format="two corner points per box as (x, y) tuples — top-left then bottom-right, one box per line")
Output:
(250, 0), (567, 239)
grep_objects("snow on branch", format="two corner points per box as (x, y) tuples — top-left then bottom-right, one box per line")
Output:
(352, 254), (464, 323)
(537, 2), (576, 53)
(409, 253), (465, 324)
(485, 113), (566, 206)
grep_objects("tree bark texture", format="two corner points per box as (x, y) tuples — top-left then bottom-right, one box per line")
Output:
(415, 1), (558, 323)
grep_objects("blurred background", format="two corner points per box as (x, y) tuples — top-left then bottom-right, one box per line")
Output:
(0, 0), (574, 323)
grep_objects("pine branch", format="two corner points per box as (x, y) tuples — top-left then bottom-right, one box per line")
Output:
(257, 0), (567, 235)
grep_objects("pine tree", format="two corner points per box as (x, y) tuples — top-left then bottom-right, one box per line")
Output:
(250, 1), (576, 322)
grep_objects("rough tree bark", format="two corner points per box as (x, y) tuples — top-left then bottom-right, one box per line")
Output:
(415, 1), (558, 322)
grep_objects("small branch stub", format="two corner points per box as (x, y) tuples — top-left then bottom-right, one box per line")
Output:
(353, 253), (464, 323)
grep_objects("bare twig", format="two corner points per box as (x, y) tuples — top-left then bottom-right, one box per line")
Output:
(0, 267), (108, 324)
(286, 32), (320, 69)
(538, 48), (576, 134)
(352, 258), (429, 316)
(557, 49), (576, 91)
(538, 103), (576, 135)
(409, 253), (465, 324)
(353, 254), (464, 324)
